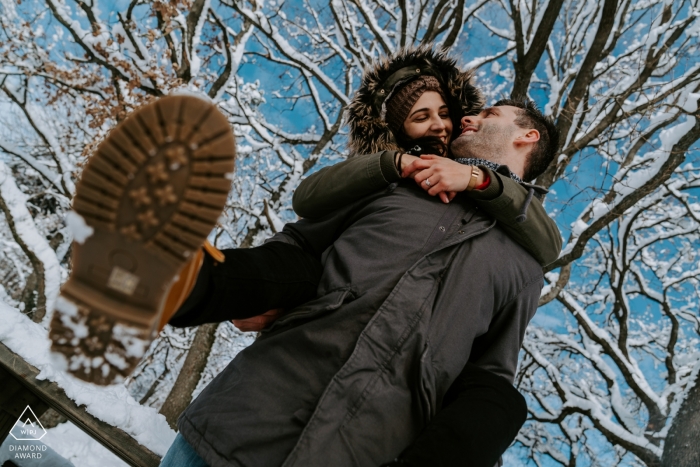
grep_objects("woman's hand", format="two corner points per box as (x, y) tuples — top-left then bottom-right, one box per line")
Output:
(400, 154), (456, 203)
(395, 153), (420, 174)
(232, 308), (284, 332)
(403, 155), (485, 202)
(396, 153), (454, 202)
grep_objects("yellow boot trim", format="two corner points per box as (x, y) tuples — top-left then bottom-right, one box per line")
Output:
(203, 240), (225, 263)
(157, 249), (203, 332)
(157, 241), (225, 332)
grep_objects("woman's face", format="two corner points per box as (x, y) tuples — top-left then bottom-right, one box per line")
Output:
(402, 91), (452, 144)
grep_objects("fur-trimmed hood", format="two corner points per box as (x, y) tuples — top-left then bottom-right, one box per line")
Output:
(345, 45), (483, 155)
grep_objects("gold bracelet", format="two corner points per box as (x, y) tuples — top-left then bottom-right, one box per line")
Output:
(466, 166), (480, 191)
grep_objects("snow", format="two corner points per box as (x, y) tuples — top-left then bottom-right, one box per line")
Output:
(43, 422), (128, 467)
(1, 436), (75, 467)
(50, 296), (148, 378)
(18, 97), (76, 195)
(235, 4), (350, 105)
(659, 118), (697, 149)
(590, 199), (610, 218)
(187, 0), (210, 79)
(264, 203), (285, 233)
(571, 219), (588, 236)
(65, 211), (94, 244)
(0, 301), (176, 457)
(0, 160), (61, 321)
(1, 421), (138, 467)
(169, 88), (212, 102)
(0, 140), (66, 194)
(544, 76), (562, 116)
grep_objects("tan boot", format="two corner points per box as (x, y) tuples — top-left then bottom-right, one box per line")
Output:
(157, 241), (225, 332)
(50, 95), (235, 385)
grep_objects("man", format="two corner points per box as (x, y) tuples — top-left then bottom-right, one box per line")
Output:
(160, 99), (559, 467)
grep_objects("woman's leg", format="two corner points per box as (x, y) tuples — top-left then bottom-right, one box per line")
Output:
(159, 434), (209, 467)
(168, 241), (323, 328)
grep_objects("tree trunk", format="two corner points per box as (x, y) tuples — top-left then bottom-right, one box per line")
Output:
(661, 371), (700, 467)
(159, 323), (218, 429)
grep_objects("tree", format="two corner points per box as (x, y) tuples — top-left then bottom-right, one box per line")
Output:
(517, 178), (700, 465)
(1, 0), (699, 463)
(159, 323), (218, 429)
(662, 361), (700, 467)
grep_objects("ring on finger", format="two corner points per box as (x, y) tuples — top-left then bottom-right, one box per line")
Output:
(424, 179), (431, 187)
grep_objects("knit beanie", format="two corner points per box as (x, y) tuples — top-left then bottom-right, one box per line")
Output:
(384, 75), (445, 136)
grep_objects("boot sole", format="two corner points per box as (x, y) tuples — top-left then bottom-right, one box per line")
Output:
(49, 95), (235, 385)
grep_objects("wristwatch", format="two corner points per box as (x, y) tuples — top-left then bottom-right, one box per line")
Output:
(466, 166), (481, 191)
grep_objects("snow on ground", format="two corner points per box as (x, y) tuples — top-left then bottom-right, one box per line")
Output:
(1, 420), (130, 467)
(0, 300), (176, 458)
(1, 436), (75, 467)
(43, 421), (128, 467)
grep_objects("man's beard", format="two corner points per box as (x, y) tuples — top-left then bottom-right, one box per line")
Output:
(450, 122), (514, 164)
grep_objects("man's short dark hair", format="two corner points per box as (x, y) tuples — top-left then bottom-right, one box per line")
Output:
(493, 99), (560, 181)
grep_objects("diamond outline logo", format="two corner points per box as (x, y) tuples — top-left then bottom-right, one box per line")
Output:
(10, 406), (47, 441)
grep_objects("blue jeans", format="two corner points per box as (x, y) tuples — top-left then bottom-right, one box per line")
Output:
(159, 433), (209, 467)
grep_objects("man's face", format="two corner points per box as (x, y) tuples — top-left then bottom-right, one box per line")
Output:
(450, 105), (522, 164)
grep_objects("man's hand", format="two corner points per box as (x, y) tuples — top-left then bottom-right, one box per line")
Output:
(403, 155), (485, 203)
(232, 308), (284, 332)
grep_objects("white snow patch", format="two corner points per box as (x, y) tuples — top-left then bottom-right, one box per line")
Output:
(0, 301), (176, 456)
(65, 211), (94, 244)
(591, 200), (611, 218)
(54, 296), (88, 344)
(168, 88), (212, 103)
(56, 295), (79, 317)
(0, 160), (61, 320)
(43, 422), (128, 467)
(112, 323), (150, 358)
(571, 219), (589, 236)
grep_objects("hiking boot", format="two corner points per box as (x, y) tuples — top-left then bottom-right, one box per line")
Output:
(49, 94), (235, 385)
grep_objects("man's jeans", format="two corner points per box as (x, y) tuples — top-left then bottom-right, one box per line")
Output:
(159, 433), (209, 467)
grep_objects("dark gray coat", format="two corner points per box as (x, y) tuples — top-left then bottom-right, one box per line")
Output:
(178, 183), (542, 467)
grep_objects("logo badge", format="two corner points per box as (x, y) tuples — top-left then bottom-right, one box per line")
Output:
(10, 406), (47, 441)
